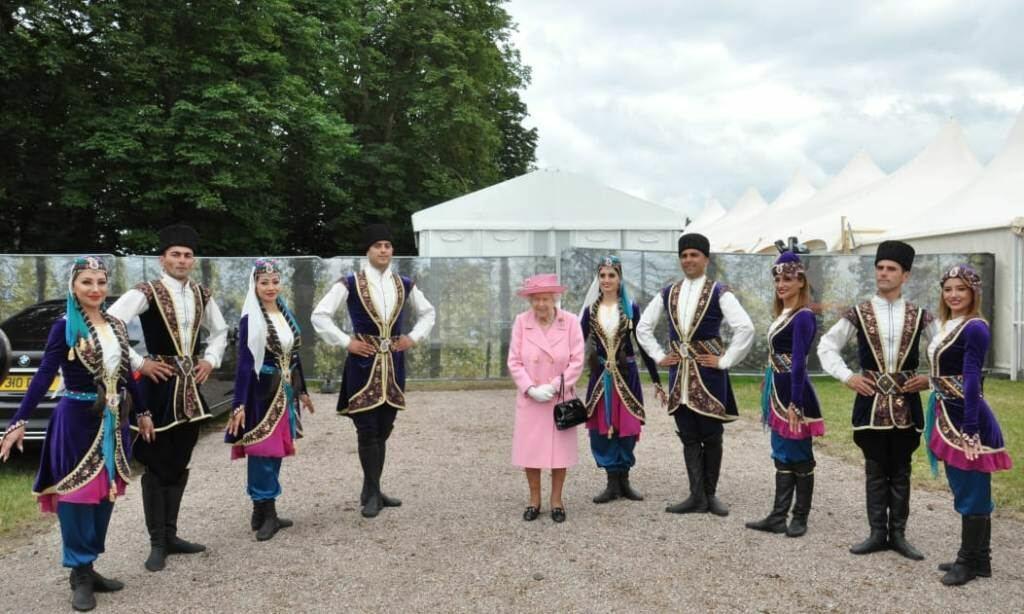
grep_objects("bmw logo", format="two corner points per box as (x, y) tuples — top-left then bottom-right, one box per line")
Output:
(18, 355), (30, 367)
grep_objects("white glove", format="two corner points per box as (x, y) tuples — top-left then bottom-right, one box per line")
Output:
(527, 385), (556, 402)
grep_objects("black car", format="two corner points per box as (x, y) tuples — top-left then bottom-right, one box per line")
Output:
(0, 298), (237, 442)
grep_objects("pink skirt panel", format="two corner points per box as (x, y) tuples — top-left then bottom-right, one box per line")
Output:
(231, 411), (295, 460)
(39, 469), (127, 514)
(929, 430), (1012, 473)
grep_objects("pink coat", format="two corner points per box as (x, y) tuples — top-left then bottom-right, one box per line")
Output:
(507, 308), (585, 469)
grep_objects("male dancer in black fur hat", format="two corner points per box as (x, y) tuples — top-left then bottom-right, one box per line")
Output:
(637, 233), (754, 517)
(108, 224), (229, 571)
(818, 240), (939, 560)
(311, 223), (435, 518)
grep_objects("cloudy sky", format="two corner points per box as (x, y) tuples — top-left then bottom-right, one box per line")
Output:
(504, 1), (1024, 217)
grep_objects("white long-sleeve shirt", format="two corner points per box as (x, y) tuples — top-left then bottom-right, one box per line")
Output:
(311, 261), (436, 349)
(817, 294), (940, 383)
(636, 275), (755, 404)
(107, 273), (229, 370)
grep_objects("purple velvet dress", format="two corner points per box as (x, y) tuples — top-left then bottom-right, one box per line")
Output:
(225, 315), (308, 459)
(6, 319), (141, 512)
(764, 308), (824, 440)
(928, 318), (1012, 473)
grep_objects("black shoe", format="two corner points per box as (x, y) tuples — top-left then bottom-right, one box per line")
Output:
(522, 506), (540, 521)
(551, 507), (566, 523)
(618, 470), (644, 501)
(935, 561), (990, 576)
(941, 515), (987, 586)
(706, 495), (730, 517)
(746, 470), (795, 534)
(787, 464), (814, 538)
(593, 471), (621, 504)
(889, 530), (925, 561)
(141, 473), (167, 572)
(70, 566), (96, 612)
(850, 460), (889, 555)
(665, 493), (708, 514)
(850, 529), (889, 555)
(75, 564), (124, 593)
(164, 469), (206, 555)
(667, 436), (707, 514)
(256, 500), (288, 542)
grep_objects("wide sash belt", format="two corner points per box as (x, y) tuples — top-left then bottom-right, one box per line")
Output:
(862, 370), (916, 396)
(153, 354), (202, 419)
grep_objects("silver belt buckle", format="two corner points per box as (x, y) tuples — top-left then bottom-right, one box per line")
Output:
(875, 373), (900, 395)
(176, 356), (195, 376)
(378, 338), (392, 354)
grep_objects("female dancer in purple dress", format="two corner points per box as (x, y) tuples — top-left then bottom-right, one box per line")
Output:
(226, 259), (314, 541)
(1, 256), (152, 611)
(925, 264), (1012, 586)
(746, 251), (824, 537)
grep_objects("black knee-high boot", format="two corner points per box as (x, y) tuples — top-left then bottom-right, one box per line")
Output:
(888, 461), (924, 560)
(593, 470), (621, 503)
(942, 515), (987, 585)
(850, 459), (889, 554)
(358, 440), (384, 518)
(702, 433), (728, 517)
(787, 461), (815, 538)
(666, 433), (708, 514)
(164, 469), (206, 555)
(745, 466), (796, 533)
(141, 473), (167, 572)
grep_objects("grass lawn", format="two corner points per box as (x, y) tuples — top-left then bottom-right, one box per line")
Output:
(0, 453), (51, 540)
(730, 375), (1024, 518)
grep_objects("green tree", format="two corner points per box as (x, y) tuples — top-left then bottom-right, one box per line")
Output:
(0, 1), (537, 256)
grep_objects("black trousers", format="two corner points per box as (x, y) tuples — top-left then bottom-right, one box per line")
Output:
(853, 428), (920, 473)
(673, 405), (725, 440)
(133, 420), (201, 485)
(348, 404), (399, 446)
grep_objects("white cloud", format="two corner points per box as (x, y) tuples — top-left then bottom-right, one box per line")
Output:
(506, 0), (1024, 217)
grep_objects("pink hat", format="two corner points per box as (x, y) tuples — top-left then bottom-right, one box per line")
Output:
(516, 273), (567, 297)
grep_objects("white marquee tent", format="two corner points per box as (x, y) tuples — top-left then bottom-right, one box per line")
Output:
(856, 109), (1024, 378)
(686, 197), (727, 233)
(411, 169), (683, 257)
(703, 187), (768, 251)
(749, 151), (888, 253)
(719, 171), (817, 251)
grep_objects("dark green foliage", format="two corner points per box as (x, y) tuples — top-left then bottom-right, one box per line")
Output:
(0, 1), (536, 255)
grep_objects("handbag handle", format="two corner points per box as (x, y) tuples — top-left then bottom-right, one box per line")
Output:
(559, 373), (574, 400)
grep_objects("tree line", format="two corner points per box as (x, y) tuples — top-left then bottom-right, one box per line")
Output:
(0, 0), (537, 256)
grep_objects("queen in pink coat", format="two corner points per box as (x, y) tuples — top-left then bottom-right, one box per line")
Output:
(507, 274), (585, 523)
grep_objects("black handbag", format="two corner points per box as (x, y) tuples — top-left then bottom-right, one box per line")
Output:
(552, 374), (587, 430)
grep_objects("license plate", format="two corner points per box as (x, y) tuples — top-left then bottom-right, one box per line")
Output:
(0, 374), (62, 393)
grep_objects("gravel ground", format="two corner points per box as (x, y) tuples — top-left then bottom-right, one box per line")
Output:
(1, 387), (1022, 613)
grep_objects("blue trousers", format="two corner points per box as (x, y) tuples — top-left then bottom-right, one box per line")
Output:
(944, 464), (994, 515)
(770, 431), (814, 465)
(56, 501), (113, 568)
(247, 456), (283, 501)
(589, 430), (637, 471)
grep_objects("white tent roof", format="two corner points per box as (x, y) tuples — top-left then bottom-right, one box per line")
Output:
(797, 120), (982, 250)
(411, 169), (682, 231)
(880, 107), (1024, 241)
(720, 171), (817, 251)
(769, 170), (818, 211)
(748, 151), (888, 252)
(687, 197), (727, 232)
(703, 187), (768, 250)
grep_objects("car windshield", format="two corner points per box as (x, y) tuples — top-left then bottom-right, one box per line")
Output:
(1, 301), (66, 346)
(0, 298), (127, 347)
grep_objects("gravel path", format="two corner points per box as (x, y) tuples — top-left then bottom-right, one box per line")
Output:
(1, 388), (1022, 613)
